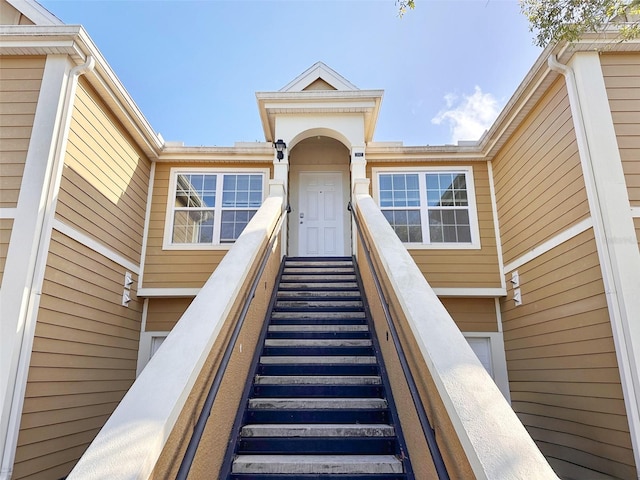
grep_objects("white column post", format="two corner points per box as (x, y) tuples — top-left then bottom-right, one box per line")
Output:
(350, 145), (368, 257)
(272, 145), (289, 257)
(550, 51), (640, 470)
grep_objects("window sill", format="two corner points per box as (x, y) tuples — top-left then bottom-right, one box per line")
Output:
(403, 242), (482, 250)
(161, 243), (234, 251)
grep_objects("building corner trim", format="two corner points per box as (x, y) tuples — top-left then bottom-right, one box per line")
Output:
(548, 52), (640, 472)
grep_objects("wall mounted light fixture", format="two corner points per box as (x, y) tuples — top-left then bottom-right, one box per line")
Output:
(273, 139), (287, 161)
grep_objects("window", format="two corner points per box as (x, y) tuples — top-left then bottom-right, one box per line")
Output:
(375, 168), (479, 248)
(165, 169), (266, 248)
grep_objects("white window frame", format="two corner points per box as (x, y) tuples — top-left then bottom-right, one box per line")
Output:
(372, 166), (481, 249)
(163, 167), (269, 250)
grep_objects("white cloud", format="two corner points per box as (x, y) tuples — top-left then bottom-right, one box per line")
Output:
(432, 86), (500, 144)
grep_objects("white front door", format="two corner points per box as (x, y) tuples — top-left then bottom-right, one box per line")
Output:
(298, 172), (344, 257)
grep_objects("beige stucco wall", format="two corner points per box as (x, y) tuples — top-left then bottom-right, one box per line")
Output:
(0, 56), (45, 209)
(142, 161), (273, 289)
(500, 228), (635, 479)
(12, 76), (153, 479)
(151, 239), (281, 479)
(13, 232), (144, 480)
(601, 53), (640, 207)
(356, 235), (475, 479)
(0, 55), (45, 284)
(56, 77), (151, 264)
(492, 78), (590, 266)
(440, 297), (498, 332)
(493, 77), (635, 479)
(366, 160), (501, 289)
(145, 297), (193, 332)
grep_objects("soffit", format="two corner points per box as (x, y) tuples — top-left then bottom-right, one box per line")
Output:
(256, 89), (384, 143)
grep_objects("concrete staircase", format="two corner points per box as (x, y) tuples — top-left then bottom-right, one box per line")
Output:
(224, 257), (412, 479)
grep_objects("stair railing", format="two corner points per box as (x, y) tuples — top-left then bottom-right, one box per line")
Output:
(348, 202), (450, 480)
(175, 204), (290, 480)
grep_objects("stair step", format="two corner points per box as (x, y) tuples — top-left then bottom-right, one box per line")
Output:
(258, 364), (379, 376)
(253, 384), (384, 398)
(245, 408), (390, 424)
(271, 311), (365, 320)
(264, 339), (371, 347)
(281, 274), (356, 282)
(254, 375), (381, 385)
(285, 260), (353, 267)
(277, 290), (361, 298)
(279, 282), (359, 290)
(276, 300), (363, 309)
(268, 324), (368, 332)
(261, 356), (377, 364)
(248, 398), (388, 409)
(232, 454), (403, 475)
(241, 424), (396, 438)
(283, 267), (354, 274)
(235, 437), (399, 459)
(225, 257), (410, 479)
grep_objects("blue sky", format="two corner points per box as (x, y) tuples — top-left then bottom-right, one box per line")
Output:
(39, 0), (543, 147)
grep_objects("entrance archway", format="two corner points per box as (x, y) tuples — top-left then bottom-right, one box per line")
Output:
(288, 136), (351, 257)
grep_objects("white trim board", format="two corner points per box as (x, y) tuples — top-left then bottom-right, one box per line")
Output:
(503, 217), (593, 274)
(52, 219), (140, 274)
(433, 288), (506, 297)
(463, 332), (511, 403)
(0, 209), (17, 219)
(137, 288), (199, 298)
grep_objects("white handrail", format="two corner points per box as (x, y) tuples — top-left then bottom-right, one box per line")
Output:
(67, 195), (285, 480)
(354, 193), (558, 480)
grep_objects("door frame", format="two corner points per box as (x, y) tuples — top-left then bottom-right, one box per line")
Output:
(288, 167), (352, 257)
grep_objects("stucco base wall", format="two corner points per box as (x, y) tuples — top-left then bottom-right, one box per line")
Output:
(356, 239), (475, 479)
(150, 239), (281, 479)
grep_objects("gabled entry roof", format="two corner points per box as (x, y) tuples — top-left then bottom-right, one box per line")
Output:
(280, 62), (359, 92)
(256, 62), (384, 144)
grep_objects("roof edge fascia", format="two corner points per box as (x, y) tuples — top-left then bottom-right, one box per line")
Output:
(256, 89), (384, 103)
(158, 144), (274, 162)
(479, 31), (640, 159)
(0, 24), (163, 159)
(6, 0), (62, 25)
(279, 61), (359, 92)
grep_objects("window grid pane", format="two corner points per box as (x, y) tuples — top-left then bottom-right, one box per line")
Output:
(382, 209), (423, 243)
(220, 210), (257, 243)
(222, 174), (263, 208)
(171, 172), (263, 245)
(172, 173), (217, 244)
(426, 173), (468, 207)
(379, 173), (420, 208)
(378, 171), (473, 245)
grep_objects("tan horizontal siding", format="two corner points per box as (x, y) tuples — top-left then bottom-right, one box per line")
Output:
(367, 161), (501, 289)
(601, 53), (640, 205)
(500, 228), (635, 479)
(142, 162), (272, 289)
(0, 217), (12, 282)
(492, 78), (590, 266)
(439, 297), (497, 332)
(56, 77), (150, 264)
(145, 297), (193, 331)
(635, 217), (640, 249)
(14, 230), (143, 480)
(0, 56), (44, 208)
